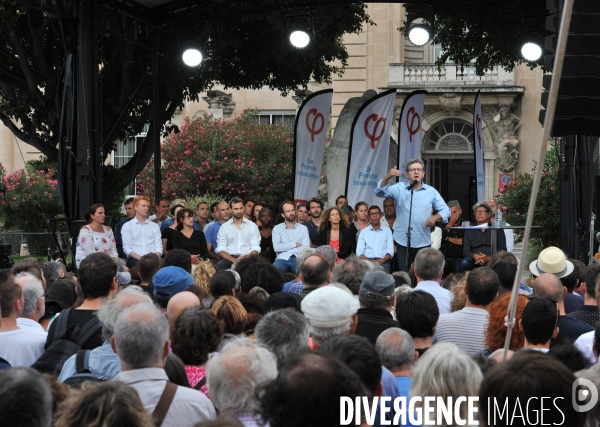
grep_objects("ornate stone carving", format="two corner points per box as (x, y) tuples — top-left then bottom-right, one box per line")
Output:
(292, 89), (313, 107)
(437, 93), (462, 115)
(202, 90), (236, 118)
(493, 103), (521, 172)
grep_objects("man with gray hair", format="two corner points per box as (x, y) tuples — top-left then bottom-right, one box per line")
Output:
(255, 308), (309, 368)
(0, 367), (52, 427)
(375, 327), (417, 399)
(354, 271), (399, 345)
(375, 159), (450, 272)
(331, 254), (372, 295)
(58, 286), (152, 382)
(112, 303), (216, 426)
(15, 272), (47, 336)
(413, 248), (453, 314)
(206, 338), (277, 426)
(315, 245), (337, 272)
(42, 260), (65, 286)
(442, 200), (466, 275)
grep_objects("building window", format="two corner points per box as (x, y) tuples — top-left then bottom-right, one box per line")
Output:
(424, 119), (474, 152)
(112, 124), (148, 195)
(253, 112), (296, 129)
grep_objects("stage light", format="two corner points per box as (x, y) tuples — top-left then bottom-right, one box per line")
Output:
(408, 23), (433, 47)
(287, 10), (313, 49)
(290, 30), (310, 48)
(182, 48), (202, 67)
(521, 42), (543, 61)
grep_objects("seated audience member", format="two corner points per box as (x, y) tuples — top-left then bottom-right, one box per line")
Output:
(315, 245), (338, 272)
(354, 271), (399, 345)
(459, 202), (506, 271)
(441, 200), (465, 275)
(410, 343), (482, 425)
(272, 201), (310, 274)
(239, 262), (285, 294)
(0, 367), (52, 427)
(58, 287), (152, 382)
(491, 261), (517, 296)
(293, 254), (332, 298)
(210, 270), (241, 299)
(395, 290), (439, 356)
(392, 271), (411, 288)
(259, 353), (368, 427)
(450, 278), (468, 312)
(413, 248), (453, 314)
(282, 248), (314, 292)
(519, 297), (559, 353)
(479, 351), (586, 427)
(255, 308), (309, 368)
(211, 296), (248, 344)
(352, 202), (370, 240)
(356, 205), (394, 273)
(122, 196), (162, 268)
(54, 381), (151, 427)
(163, 248), (193, 273)
(318, 207), (356, 263)
(215, 197), (261, 270)
(115, 197), (135, 259)
(207, 338), (277, 426)
(15, 272), (47, 338)
(376, 327), (417, 398)
(161, 204), (185, 256)
(301, 284), (359, 349)
(171, 307), (223, 397)
(488, 250), (518, 268)
(12, 258), (46, 287)
(547, 342), (590, 372)
(434, 267), (499, 356)
(305, 198), (324, 248)
(192, 260), (216, 297)
(296, 203), (308, 224)
(263, 293), (303, 313)
(40, 278), (76, 330)
(164, 353), (191, 387)
(42, 260), (65, 286)
(112, 303), (216, 425)
(152, 266), (195, 311)
(533, 272), (593, 344)
(258, 207), (276, 263)
(137, 253), (160, 296)
(0, 272), (45, 367)
(484, 293), (527, 355)
(171, 208), (210, 263)
(561, 258), (585, 313)
(341, 204), (355, 222)
(165, 291), (201, 330)
(331, 255), (372, 296)
(204, 202), (230, 263)
(567, 263), (600, 326)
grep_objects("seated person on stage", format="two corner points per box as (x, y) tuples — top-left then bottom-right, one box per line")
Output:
(121, 196), (162, 268)
(459, 202), (506, 272)
(318, 207), (356, 265)
(215, 197), (261, 270)
(441, 200), (465, 275)
(272, 201), (310, 274)
(356, 205), (394, 273)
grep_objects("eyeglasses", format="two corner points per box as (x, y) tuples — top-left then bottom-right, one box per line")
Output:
(40, 292), (48, 299)
(474, 210), (489, 214)
(407, 168), (423, 173)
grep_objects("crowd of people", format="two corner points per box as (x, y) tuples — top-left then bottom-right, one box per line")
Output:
(0, 158), (599, 426)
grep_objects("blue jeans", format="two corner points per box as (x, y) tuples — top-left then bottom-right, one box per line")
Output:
(274, 256), (297, 274)
(395, 243), (429, 273)
(216, 255), (240, 271)
(126, 257), (138, 268)
(444, 257), (462, 275)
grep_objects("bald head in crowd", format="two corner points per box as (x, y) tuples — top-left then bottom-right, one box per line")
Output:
(166, 291), (201, 328)
(533, 273), (566, 303)
(299, 255), (331, 289)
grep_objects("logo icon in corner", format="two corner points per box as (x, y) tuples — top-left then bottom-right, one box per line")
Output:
(572, 378), (598, 412)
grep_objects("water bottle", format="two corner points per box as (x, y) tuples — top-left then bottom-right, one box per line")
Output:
(495, 209), (502, 227)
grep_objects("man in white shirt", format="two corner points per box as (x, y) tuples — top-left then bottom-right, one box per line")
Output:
(413, 248), (453, 314)
(356, 205), (394, 273)
(112, 303), (216, 427)
(149, 198), (170, 228)
(0, 272), (45, 367)
(273, 201), (310, 274)
(215, 197), (261, 270)
(15, 273), (47, 338)
(122, 196), (163, 268)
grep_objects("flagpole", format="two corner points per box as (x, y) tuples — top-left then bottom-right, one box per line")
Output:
(502, 0), (574, 361)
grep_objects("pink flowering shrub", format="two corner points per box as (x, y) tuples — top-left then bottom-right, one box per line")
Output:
(0, 167), (63, 231)
(137, 110), (293, 208)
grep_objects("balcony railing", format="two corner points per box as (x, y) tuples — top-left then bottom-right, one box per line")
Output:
(388, 63), (515, 86)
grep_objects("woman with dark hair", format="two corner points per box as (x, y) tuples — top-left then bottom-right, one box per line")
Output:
(75, 204), (118, 268)
(258, 207), (275, 263)
(171, 307), (224, 397)
(161, 203), (185, 256)
(171, 208), (209, 265)
(318, 207), (356, 264)
(252, 201), (266, 227)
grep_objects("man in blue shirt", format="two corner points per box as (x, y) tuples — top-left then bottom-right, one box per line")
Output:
(272, 201), (310, 274)
(205, 202), (230, 263)
(356, 205), (394, 273)
(375, 159), (450, 272)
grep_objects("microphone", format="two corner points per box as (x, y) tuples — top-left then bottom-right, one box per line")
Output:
(409, 180), (418, 190)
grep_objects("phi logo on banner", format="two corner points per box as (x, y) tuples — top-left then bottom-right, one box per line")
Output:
(306, 108), (325, 142)
(406, 107), (421, 142)
(475, 115), (483, 149)
(364, 114), (386, 149)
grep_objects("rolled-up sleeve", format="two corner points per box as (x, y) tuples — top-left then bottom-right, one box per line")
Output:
(433, 193), (451, 223)
(375, 179), (392, 199)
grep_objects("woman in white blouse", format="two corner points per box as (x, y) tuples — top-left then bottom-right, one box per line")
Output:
(75, 204), (118, 268)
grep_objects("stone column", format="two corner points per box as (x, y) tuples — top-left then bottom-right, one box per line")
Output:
(202, 90), (236, 119)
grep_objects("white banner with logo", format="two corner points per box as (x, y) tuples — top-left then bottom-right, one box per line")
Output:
(473, 91), (485, 201)
(397, 90), (427, 183)
(293, 89), (333, 205)
(345, 89), (396, 208)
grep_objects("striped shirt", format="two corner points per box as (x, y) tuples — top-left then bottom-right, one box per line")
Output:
(414, 280), (453, 315)
(433, 307), (489, 356)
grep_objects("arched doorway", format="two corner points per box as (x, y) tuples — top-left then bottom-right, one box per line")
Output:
(422, 119), (476, 221)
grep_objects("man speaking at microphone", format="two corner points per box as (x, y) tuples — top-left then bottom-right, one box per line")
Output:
(375, 159), (450, 272)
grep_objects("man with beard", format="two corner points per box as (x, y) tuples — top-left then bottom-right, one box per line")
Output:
(305, 197), (323, 248)
(273, 201), (310, 274)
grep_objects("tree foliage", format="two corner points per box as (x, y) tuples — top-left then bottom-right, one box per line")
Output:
(137, 111), (293, 208)
(0, 0), (371, 205)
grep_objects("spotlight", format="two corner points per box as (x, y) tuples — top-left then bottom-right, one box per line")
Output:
(287, 10), (314, 49)
(404, 4), (435, 47)
(408, 23), (433, 47)
(182, 48), (202, 67)
(521, 42), (543, 61)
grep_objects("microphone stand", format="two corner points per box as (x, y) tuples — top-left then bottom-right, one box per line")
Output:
(405, 181), (416, 270)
